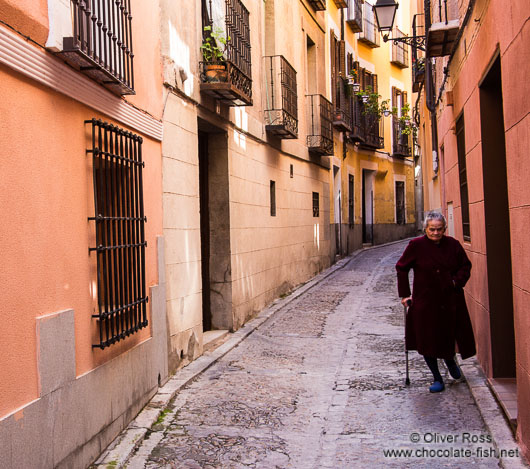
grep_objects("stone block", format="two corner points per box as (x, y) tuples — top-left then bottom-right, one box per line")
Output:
(36, 309), (76, 397)
(163, 192), (200, 230)
(162, 156), (199, 196)
(162, 122), (198, 165)
(164, 228), (201, 265)
(165, 260), (202, 301)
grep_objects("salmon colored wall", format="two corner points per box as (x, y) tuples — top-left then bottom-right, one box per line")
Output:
(0, 65), (162, 418)
(436, 0), (530, 460)
(125, 0), (164, 118)
(0, 0), (48, 43)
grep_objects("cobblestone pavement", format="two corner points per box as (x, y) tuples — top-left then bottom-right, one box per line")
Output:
(126, 241), (513, 468)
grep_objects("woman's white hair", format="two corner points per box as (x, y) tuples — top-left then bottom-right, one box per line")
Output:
(423, 211), (447, 230)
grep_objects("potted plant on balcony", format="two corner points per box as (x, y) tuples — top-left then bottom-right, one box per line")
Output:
(413, 57), (425, 83)
(356, 87), (391, 118)
(200, 26), (230, 82)
(397, 103), (416, 136)
(346, 69), (360, 95)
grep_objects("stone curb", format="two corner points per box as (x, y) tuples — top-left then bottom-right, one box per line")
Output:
(93, 239), (411, 468)
(460, 358), (529, 468)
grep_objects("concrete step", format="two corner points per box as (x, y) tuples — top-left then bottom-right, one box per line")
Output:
(203, 330), (230, 353)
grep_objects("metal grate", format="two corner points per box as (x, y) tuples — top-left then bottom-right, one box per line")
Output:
(307, 94), (334, 155)
(392, 118), (412, 157)
(313, 192), (320, 217)
(264, 55), (298, 138)
(87, 119), (148, 349)
(60, 0), (134, 95)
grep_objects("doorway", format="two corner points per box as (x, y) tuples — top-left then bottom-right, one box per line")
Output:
(479, 56), (515, 378)
(198, 122), (233, 332)
(333, 165), (342, 256)
(362, 169), (374, 244)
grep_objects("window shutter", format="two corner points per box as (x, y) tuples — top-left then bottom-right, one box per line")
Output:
(372, 74), (378, 94)
(339, 40), (346, 76)
(392, 86), (398, 108)
(403, 91), (408, 105)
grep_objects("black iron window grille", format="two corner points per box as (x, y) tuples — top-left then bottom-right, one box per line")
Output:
(270, 180), (276, 216)
(58, 0), (134, 95)
(392, 118), (412, 157)
(313, 192), (320, 217)
(391, 28), (409, 68)
(87, 119), (148, 349)
(456, 114), (470, 241)
(264, 55), (298, 139)
(346, 0), (363, 33)
(358, 2), (380, 47)
(200, 0), (252, 106)
(307, 94), (334, 155)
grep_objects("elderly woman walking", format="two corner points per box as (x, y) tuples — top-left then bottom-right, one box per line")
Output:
(396, 211), (476, 393)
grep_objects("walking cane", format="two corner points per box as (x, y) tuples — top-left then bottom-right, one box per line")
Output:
(404, 299), (412, 386)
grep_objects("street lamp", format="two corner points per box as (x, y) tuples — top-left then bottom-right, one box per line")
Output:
(373, 0), (398, 33)
(373, 0), (426, 51)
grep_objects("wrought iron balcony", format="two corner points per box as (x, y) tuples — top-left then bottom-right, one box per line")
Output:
(264, 56), (298, 139)
(348, 95), (384, 149)
(307, 0), (326, 11)
(427, 0), (459, 57)
(200, 0), (252, 106)
(392, 118), (412, 157)
(57, 0), (135, 95)
(391, 28), (409, 68)
(307, 94), (334, 155)
(412, 58), (425, 92)
(346, 0), (363, 33)
(358, 3), (380, 48)
(333, 77), (352, 132)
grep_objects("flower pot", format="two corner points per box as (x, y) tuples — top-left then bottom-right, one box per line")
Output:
(204, 63), (228, 83)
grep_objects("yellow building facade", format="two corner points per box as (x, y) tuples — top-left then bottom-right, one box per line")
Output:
(326, 0), (416, 257)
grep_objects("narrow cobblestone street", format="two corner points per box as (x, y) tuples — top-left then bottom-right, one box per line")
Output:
(123, 241), (519, 468)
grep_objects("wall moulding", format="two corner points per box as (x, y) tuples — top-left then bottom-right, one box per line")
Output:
(0, 24), (163, 141)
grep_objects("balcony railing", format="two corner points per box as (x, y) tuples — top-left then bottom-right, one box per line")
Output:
(307, 0), (326, 11)
(57, 0), (135, 95)
(346, 0), (363, 33)
(358, 3), (380, 48)
(392, 119), (412, 157)
(427, 0), (459, 57)
(264, 56), (298, 139)
(391, 28), (409, 68)
(348, 95), (384, 149)
(200, 0), (252, 106)
(307, 94), (334, 155)
(333, 77), (352, 132)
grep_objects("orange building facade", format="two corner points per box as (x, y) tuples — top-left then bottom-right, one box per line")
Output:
(415, 0), (530, 460)
(0, 1), (168, 467)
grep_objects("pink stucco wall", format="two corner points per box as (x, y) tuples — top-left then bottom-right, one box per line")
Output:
(437, 0), (530, 460)
(0, 0), (163, 420)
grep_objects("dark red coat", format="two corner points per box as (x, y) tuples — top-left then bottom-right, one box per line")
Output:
(396, 235), (476, 359)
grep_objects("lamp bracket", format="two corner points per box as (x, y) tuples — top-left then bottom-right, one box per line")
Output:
(382, 34), (426, 52)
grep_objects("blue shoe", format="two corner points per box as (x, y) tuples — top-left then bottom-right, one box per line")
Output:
(429, 381), (445, 393)
(446, 360), (462, 379)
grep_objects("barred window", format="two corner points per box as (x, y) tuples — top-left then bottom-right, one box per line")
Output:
(87, 119), (148, 349)
(313, 192), (320, 217)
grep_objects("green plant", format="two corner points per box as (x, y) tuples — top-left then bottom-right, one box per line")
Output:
(200, 26), (230, 63)
(356, 86), (391, 119)
(398, 103), (416, 136)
